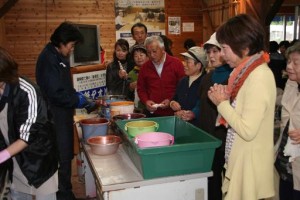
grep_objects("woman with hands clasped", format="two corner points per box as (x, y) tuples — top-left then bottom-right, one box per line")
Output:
(275, 42), (300, 200)
(207, 14), (276, 200)
(170, 46), (207, 125)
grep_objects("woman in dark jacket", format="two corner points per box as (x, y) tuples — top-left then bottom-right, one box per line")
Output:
(0, 47), (58, 199)
(170, 46), (207, 125)
(36, 22), (96, 200)
(106, 39), (135, 100)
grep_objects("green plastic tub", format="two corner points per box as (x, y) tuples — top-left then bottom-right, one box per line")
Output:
(125, 120), (159, 137)
(116, 116), (221, 179)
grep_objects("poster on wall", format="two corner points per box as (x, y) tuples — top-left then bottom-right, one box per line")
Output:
(182, 22), (194, 32)
(168, 16), (181, 35)
(115, 0), (165, 46)
(73, 70), (106, 114)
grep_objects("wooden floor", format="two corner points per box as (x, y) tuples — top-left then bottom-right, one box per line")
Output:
(71, 158), (89, 199)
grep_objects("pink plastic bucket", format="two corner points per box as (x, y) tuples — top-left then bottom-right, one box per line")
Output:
(134, 132), (174, 148)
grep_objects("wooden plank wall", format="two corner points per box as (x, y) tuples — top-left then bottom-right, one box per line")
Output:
(0, 0), (204, 80)
(1, 0), (289, 80)
(166, 0), (204, 52)
(201, 0), (234, 42)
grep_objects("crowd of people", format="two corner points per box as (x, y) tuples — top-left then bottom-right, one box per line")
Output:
(106, 16), (300, 200)
(0, 13), (300, 200)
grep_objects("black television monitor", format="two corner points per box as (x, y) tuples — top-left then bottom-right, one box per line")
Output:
(70, 24), (101, 67)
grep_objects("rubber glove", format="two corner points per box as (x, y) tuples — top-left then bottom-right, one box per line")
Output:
(76, 92), (89, 108)
(84, 101), (98, 114)
(76, 92), (98, 113)
(0, 149), (11, 164)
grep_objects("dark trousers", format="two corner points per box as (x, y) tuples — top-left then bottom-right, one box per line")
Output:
(279, 178), (300, 200)
(56, 160), (76, 200)
(208, 148), (225, 200)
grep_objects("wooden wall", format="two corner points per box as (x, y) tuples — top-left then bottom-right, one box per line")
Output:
(166, 0), (204, 52)
(0, 0), (204, 80)
(0, 0), (296, 80)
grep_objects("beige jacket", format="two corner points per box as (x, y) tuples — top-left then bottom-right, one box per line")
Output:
(218, 63), (276, 200)
(276, 79), (300, 190)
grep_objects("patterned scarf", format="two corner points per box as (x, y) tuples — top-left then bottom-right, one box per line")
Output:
(218, 51), (269, 126)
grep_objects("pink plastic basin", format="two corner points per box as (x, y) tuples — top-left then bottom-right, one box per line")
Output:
(134, 132), (174, 148)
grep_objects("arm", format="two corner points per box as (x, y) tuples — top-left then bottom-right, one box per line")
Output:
(137, 67), (157, 112)
(191, 100), (200, 119)
(160, 60), (185, 110)
(1, 79), (42, 163)
(170, 100), (181, 111)
(0, 139), (28, 164)
(36, 56), (78, 108)
(137, 66), (149, 104)
(288, 129), (300, 144)
(178, 100), (199, 121)
(216, 70), (276, 141)
(175, 60), (186, 82)
(170, 80), (181, 111)
(105, 63), (114, 92)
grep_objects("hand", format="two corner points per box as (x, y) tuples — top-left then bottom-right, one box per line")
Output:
(181, 110), (195, 121)
(159, 99), (170, 109)
(129, 81), (137, 91)
(84, 101), (98, 114)
(145, 100), (158, 113)
(119, 69), (128, 79)
(288, 129), (300, 144)
(104, 60), (110, 67)
(0, 82), (6, 95)
(0, 149), (11, 164)
(94, 99), (105, 107)
(76, 92), (99, 113)
(174, 110), (185, 118)
(208, 84), (230, 106)
(170, 100), (181, 111)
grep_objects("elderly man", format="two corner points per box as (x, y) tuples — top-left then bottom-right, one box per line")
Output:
(137, 35), (185, 116)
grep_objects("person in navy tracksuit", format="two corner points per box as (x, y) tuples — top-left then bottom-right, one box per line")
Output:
(36, 22), (96, 200)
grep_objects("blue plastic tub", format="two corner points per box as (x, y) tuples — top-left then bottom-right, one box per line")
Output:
(79, 117), (109, 142)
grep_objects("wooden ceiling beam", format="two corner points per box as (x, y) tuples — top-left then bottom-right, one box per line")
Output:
(0, 0), (19, 18)
(265, 0), (285, 25)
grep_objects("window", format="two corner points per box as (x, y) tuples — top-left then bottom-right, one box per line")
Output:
(269, 6), (300, 42)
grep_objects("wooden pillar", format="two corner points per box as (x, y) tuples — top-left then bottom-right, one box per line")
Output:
(0, 18), (5, 46)
(200, 0), (214, 42)
(244, 0), (283, 46)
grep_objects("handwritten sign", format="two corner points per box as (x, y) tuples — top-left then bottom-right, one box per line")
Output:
(73, 70), (107, 99)
(73, 70), (106, 114)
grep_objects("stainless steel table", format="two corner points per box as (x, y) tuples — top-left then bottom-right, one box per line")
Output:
(74, 116), (212, 200)
(81, 143), (211, 200)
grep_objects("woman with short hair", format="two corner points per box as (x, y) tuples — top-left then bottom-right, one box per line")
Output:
(208, 14), (276, 200)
